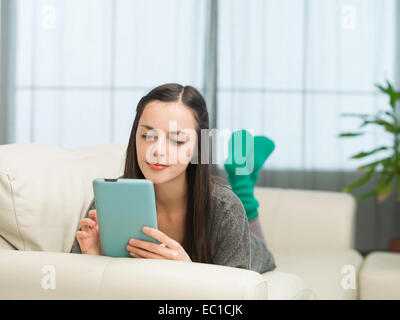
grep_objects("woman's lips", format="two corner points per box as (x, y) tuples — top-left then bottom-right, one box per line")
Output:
(146, 162), (169, 171)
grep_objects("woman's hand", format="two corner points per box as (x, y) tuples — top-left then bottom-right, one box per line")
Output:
(126, 227), (191, 262)
(76, 210), (102, 255)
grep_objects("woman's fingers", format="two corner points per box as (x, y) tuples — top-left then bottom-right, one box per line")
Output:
(127, 229), (191, 262)
(79, 218), (96, 232)
(76, 230), (89, 240)
(126, 244), (166, 260)
(88, 210), (98, 224)
(127, 239), (177, 260)
(141, 227), (179, 249)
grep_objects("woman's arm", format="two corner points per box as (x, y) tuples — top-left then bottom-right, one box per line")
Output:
(211, 189), (276, 274)
(249, 227), (276, 273)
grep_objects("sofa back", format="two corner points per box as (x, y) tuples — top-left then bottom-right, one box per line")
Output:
(0, 144), (126, 252)
(0, 143), (357, 254)
(255, 186), (357, 251)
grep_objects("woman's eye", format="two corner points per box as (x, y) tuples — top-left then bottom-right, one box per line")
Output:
(142, 134), (156, 140)
(171, 140), (185, 145)
(141, 134), (183, 145)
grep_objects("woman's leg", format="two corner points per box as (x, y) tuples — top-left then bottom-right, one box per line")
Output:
(249, 216), (266, 242)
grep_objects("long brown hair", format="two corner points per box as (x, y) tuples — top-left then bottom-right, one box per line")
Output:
(123, 83), (224, 263)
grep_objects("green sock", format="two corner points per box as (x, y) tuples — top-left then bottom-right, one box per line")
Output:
(224, 130), (275, 221)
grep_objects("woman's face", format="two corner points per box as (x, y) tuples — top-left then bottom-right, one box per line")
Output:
(136, 100), (198, 185)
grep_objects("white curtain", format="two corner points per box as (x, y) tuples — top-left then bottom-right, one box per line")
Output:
(216, 0), (397, 171)
(14, 0), (207, 147)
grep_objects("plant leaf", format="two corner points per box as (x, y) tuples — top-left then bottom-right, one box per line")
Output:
(356, 189), (379, 201)
(342, 168), (375, 193)
(377, 181), (394, 202)
(352, 159), (395, 201)
(376, 110), (397, 122)
(374, 169), (391, 190)
(375, 80), (400, 109)
(374, 170), (395, 202)
(357, 157), (391, 172)
(359, 118), (398, 133)
(350, 146), (388, 159)
(376, 118), (398, 133)
(338, 132), (364, 138)
(375, 83), (386, 93)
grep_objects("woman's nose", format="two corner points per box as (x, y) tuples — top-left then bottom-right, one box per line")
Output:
(153, 139), (167, 159)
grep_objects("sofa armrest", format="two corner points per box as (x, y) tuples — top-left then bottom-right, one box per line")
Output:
(0, 249), (268, 299)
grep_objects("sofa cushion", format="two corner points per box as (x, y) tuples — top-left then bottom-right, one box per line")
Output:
(272, 249), (363, 299)
(0, 144), (126, 252)
(359, 251), (400, 300)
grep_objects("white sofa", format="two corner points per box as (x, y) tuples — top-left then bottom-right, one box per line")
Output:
(359, 251), (400, 299)
(0, 143), (363, 299)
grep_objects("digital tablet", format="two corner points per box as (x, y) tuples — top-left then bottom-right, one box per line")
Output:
(92, 178), (159, 257)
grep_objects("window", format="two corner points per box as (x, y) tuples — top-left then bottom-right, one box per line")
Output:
(14, 0), (207, 147)
(10, 0), (399, 171)
(216, 0), (397, 170)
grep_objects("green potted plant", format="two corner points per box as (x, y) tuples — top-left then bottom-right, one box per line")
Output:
(338, 80), (400, 251)
(338, 80), (400, 202)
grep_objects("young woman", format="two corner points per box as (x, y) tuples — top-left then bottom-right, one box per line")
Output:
(71, 83), (276, 274)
